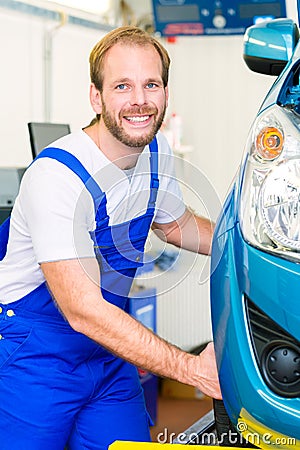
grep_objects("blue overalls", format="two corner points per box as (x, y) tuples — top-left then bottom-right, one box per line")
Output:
(0, 138), (159, 450)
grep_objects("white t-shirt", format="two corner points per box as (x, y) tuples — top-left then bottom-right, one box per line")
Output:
(0, 130), (185, 303)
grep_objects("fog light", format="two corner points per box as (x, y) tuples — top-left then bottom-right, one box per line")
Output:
(261, 340), (300, 398)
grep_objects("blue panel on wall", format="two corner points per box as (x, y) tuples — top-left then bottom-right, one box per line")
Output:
(152, 0), (287, 36)
(127, 289), (158, 424)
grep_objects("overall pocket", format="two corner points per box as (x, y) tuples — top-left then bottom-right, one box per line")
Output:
(0, 319), (33, 372)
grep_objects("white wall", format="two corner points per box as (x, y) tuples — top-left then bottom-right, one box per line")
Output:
(0, 6), (105, 167)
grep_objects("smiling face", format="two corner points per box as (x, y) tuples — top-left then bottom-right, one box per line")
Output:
(91, 43), (169, 149)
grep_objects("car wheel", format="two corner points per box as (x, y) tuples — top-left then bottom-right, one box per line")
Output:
(213, 399), (258, 447)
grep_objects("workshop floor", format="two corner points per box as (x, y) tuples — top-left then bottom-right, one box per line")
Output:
(150, 394), (213, 443)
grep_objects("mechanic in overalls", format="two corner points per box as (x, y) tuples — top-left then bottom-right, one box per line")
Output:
(0, 26), (221, 449)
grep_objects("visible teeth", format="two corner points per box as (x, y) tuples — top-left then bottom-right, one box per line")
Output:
(126, 116), (149, 122)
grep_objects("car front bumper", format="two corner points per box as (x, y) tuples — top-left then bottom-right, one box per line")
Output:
(210, 188), (300, 447)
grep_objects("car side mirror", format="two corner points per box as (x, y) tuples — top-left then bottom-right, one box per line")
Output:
(243, 18), (299, 76)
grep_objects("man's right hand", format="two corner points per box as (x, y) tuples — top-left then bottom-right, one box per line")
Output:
(190, 342), (222, 399)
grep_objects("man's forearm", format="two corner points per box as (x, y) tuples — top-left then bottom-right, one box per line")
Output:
(76, 295), (190, 380)
(71, 292), (220, 399)
(42, 258), (186, 380)
(41, 259), (221, 399)
(153, 208), (214, 255)
(180, 212), (214, 255)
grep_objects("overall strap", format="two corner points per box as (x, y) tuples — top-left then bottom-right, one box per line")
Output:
(0, 217), (11, 261)
(34, 139), (160, 211)
(34, 147), (105, 213)
(148, 137), (159, 207)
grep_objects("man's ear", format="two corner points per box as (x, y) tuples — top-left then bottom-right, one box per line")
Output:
(165, 85), (169, 109)
(90, 83), (102, 114)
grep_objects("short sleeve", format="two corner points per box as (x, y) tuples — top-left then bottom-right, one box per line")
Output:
(18, 159), (96, 263)
(154, 133), (186, 224)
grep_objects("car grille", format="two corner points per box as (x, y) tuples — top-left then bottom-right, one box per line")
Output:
(245, 295), (300, 398)
(245, 296), (296, 358)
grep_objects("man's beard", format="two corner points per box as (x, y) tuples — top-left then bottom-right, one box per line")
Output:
(100, 100), (166, 148)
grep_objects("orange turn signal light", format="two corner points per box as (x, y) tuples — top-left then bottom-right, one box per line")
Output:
(256, 126), (284, 160)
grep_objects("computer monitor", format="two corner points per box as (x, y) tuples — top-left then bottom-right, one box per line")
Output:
(28, 122), (71, 159)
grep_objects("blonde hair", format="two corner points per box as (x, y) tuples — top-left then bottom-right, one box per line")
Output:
(89, 26), (170, 92)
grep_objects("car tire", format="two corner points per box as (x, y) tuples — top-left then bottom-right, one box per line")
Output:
(213, 399), (258, 447)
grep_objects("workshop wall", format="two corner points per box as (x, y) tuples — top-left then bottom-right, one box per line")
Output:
(0, 6), (104, 167)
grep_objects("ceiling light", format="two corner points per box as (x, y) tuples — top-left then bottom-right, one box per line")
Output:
(46, 0), (111, 15)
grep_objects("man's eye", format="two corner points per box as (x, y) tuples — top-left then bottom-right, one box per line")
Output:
(116, 84), (127, 90)
(146, 83), (157, 89)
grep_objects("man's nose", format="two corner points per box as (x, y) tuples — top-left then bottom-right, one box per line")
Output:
(130, 86), (146, 105)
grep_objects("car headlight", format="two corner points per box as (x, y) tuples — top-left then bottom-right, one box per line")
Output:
(239, 105), (300, 261)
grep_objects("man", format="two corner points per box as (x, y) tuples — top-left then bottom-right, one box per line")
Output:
(0, 26), (221, 449)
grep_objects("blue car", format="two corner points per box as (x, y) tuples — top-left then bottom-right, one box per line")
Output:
(211, 12), (300, 450)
